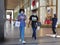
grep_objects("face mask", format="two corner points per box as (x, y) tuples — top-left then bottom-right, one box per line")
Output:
(21, 11), (24, 14)
(33, 13), (36, 15)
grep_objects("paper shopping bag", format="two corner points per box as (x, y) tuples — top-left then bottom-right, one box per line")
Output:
(37, 26), (40, 31)
(15, 21), (20, 27)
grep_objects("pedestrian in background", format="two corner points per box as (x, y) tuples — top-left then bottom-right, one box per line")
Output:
(52, 14), (58, 37)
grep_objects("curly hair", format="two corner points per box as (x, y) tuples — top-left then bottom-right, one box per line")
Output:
(19, 9), (25, 13)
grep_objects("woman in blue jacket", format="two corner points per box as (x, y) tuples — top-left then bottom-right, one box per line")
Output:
(18, 9), (26, 43)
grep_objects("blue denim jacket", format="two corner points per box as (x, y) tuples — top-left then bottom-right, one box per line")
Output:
(18, 13), (26, 27)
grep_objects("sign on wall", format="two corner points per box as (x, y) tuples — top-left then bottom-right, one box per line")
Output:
(31, 0), (39, 10)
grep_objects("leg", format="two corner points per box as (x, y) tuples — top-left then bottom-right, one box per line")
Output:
(19, 27), (22, 41)
(52, 27), (57, 38)
(21, 26), (25, 41)
(19, 27), (21, 39)
(10, 20), (11, 24)
(52, 27), (56, 34)
(32, 27), (34, 38)
(32, 27), (37, 40)
(21, 26), (26, 43)
(33, 27), (37, 40)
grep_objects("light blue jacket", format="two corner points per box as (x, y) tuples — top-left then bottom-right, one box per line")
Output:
(18, 13), (26, 27)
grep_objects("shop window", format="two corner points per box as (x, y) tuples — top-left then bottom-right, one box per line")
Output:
(39, 0), (56, 25)
(40, 7), (46, 24)
(40, 0), (47, 6)
(53, 0), (56, 5)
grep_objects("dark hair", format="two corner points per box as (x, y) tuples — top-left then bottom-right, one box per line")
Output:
(19, 9), (25, 13)
(32, 9), (37, 12)
(54, 14), (57, 18)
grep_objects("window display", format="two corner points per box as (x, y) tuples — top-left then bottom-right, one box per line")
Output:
(39, 0), (56, 25)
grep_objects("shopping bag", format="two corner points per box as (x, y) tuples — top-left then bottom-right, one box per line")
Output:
(15, 21), (20, 27)
(36, 22), (41, 26)
(37, 26), (40, 31)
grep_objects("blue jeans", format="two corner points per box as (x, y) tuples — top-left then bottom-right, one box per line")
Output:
(32, 27), (37, 39)
(20, 26), (25, 41)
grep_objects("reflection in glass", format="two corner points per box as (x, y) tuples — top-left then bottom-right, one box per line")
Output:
(40, 7), (46, 24)
(53, 0), (56, 5)
(40, 0), (47, 6)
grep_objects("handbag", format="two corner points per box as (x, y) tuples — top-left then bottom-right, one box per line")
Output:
(36, 22), (41, 30)
(36, 22), (41, 26)
(15, 21), (20, 27)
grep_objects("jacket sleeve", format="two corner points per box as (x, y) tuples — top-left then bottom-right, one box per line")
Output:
(17, 14), (20, 21)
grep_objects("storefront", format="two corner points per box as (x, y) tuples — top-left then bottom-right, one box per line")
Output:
(30, 0), (57, 25)
(24, 0), (57, 26)
(39, 0), (57, 25)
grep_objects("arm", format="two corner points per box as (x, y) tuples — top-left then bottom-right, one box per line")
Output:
(17, 15), (20, 21)
(28, 16), (32, 27)
(17, 13), (21, 21)
(56, 19), (58, 28)
(24, 15), (27, 20)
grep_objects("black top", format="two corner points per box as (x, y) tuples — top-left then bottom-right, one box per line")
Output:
(29, 15), (38, 27)
(52, 18), (57, 28)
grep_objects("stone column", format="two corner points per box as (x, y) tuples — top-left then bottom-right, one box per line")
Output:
(58, 0), (60, 24)
(0, 0), (6, 41)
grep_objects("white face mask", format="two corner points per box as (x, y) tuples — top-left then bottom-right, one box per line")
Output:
(21, 11), (24, 14)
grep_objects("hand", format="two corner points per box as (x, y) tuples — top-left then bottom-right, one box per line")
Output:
(56, 24), (58, 28)
(28, 21), (31, 27)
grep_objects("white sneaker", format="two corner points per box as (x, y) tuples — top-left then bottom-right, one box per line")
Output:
(19, 39), (21, 41)
(52, 34), (57, 38)
(55, 34), (57, 38)
(22, 41), (26, 44)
